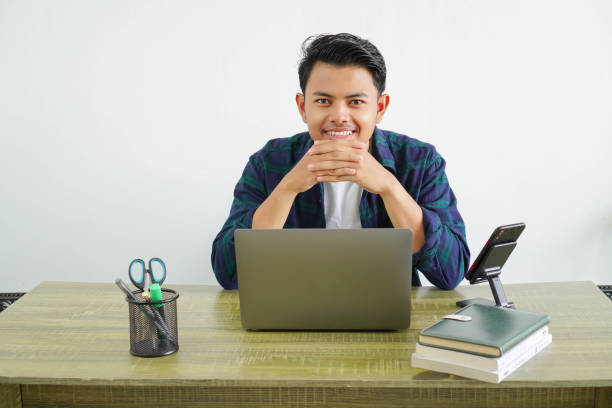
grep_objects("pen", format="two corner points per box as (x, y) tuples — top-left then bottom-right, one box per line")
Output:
(115, 278), (141, 303)
(114, 279), (177, 347)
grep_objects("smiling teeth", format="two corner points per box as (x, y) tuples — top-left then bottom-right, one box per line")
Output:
(328, 131), (353, 136)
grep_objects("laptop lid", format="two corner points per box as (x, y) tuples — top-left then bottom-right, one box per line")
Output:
(235, 228), (412, 330)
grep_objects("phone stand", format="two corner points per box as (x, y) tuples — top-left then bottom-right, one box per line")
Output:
(456, 242), (517, 309)
(456, 266), (515, 309)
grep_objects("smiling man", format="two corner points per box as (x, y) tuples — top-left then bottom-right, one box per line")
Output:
(212, 33), (469, 290)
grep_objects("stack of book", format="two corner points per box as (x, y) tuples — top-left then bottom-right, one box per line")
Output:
(411, 303), (552, 383)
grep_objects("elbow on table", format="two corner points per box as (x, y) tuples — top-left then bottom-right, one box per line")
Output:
(211, 241), (239, 290)
(426, 258), (467, 290)
(436, 255), (468, 290)
(436, 273), (463, 290)
(211, 262), (238, 290)
(213, 269), (238, 290)
(220, 279), (238, 290)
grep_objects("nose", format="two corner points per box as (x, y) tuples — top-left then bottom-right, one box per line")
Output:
(329, 102), (350, 124)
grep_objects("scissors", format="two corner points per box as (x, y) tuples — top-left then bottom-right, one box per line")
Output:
(128, 258), (166, 297)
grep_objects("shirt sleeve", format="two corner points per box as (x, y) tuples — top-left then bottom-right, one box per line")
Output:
(412, 151), (470, 290)
(211, 155), (267, 289)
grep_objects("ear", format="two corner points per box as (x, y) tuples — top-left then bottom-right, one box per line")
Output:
(375, 94), (390, 124)
(296, 93), (307, 123)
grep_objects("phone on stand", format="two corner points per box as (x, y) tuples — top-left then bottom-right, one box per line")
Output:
(458, 222), (525, 308)
(465, 223), (525, 284)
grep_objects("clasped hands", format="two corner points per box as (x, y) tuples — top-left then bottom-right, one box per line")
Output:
(279, 139), (396, 196)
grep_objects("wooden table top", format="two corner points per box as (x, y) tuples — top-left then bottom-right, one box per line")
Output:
(1, 280), (611, 388)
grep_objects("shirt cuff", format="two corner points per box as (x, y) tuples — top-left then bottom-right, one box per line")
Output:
(413, 206), (442, 265)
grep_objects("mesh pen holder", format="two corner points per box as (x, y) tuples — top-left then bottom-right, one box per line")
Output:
(127, 288), (179, 357)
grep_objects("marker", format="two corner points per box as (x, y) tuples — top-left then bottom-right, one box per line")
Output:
(149, 283), (163, 308)
(149, 283), (166, 321)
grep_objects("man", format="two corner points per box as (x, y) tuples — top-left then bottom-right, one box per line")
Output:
(212, 33), (469, 290)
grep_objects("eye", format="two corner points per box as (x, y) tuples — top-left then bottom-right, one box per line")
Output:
(349, 99), (365, 105)
(315, 98), (330, 104)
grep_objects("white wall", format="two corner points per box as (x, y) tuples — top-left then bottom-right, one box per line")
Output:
(1, 0), (611, 292)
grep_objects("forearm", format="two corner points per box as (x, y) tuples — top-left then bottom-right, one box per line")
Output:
(380, 178), (426, 253)
(252, 182), (297, 229)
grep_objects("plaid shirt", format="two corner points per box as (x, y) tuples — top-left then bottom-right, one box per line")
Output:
(212, 127), (469, 290)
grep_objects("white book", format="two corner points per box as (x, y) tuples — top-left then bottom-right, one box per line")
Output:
(415, 325), (550, 372)
(411, 334), (552, 384)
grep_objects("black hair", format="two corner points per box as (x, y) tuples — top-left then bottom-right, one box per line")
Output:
(298, 33), (387, 95)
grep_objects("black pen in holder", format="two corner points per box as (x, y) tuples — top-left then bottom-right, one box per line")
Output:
(126, 288), (179, 357)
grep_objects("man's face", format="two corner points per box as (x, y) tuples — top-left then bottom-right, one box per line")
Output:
(296, 62), (389, 145)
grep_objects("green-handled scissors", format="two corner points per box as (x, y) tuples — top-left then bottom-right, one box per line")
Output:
(128, 258), (166, 296)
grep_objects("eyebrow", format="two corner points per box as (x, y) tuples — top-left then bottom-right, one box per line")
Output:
(312, 91), (369, 98)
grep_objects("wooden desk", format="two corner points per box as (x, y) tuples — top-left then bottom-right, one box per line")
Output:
(0, 281), (610, 408)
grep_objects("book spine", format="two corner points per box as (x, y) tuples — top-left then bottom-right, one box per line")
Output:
(500, 315), (550, 354)
(497, 327), (550, 369)
(498, 334), (552, 379)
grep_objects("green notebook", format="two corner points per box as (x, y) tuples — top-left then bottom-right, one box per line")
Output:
(418, 304), (550, 357)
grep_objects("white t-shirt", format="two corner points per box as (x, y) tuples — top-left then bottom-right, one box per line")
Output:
(323, 181), (363, 229)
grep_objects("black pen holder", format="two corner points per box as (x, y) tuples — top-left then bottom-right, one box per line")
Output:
(126, 288), (179, 357)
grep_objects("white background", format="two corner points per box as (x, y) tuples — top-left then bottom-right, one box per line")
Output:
(1, 0), (611, 292)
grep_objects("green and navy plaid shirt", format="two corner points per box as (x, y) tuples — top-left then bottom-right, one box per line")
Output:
(212, 127), (469, 290)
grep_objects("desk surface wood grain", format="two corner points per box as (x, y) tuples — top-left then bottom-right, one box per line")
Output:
(0, 280), (611, 391)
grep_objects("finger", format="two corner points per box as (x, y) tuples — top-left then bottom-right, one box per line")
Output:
(309, 140), (366, 155)
(316, 174), (358, 182)
(312, 139), (366, 150)
(314, 168), (357, 177)
(315, 151), (363, 162)
(309, 149), (364, 163)
(314, 139), (365, 146)
(308, 161), (360, 171)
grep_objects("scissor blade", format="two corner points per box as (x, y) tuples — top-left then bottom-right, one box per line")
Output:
(142, 273), (151, 296)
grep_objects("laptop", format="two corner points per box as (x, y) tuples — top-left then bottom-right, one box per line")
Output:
(234, 228), (412, 330)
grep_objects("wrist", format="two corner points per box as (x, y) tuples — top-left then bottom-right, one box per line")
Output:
(379, 174), (402, 199)
(252, 181), (298, 229)
(274, 179), (299, 200)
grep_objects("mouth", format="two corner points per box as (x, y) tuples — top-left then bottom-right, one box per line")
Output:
(323, 128), (358, 140)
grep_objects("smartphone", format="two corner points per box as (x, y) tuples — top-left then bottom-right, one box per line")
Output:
(465, 223), (525, 283)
